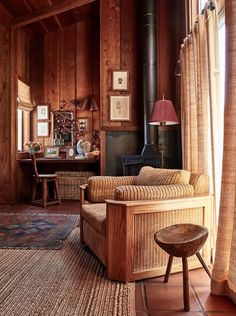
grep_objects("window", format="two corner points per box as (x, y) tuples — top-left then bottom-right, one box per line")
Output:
(17, 79), (33, 151)
(17, 109), (30, 151)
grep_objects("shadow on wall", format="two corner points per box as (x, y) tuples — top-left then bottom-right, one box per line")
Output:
(106, 131), (143, 176)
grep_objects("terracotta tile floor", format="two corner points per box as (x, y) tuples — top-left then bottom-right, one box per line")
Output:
(2, 201), (236, 315)
(136, 268), (236, 315)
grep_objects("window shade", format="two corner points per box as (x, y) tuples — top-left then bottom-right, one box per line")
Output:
(17, 79), (34, 112)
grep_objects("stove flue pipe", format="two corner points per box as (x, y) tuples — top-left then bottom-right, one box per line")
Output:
(141, 0), (158, 156)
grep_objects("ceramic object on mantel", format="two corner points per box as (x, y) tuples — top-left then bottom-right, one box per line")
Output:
(76, 139), (91, 156)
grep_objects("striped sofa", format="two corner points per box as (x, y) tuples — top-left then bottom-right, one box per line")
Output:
(79, 167), (213, 282)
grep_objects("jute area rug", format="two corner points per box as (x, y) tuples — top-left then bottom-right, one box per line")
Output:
(0, 228), (135, 316)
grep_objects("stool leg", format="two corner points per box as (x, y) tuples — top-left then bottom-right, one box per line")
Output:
(196, 252), (211, 278)
(164, 255), (173, 283)
(182, 257), (190, 311)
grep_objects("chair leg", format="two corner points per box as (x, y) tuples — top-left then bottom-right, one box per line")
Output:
(54, 180), (61, 204)
(196, 252), (211, 278)
(164, 255), (173, 283)
(182, 257), (190, 311)
(42, 179), (48, 208)
(31, 181), (37, 202)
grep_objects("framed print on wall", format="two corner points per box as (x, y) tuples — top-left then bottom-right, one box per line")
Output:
(37, 105), (49, 120)
(112, 70), (129, 91)
(78, 118), (89, 132)
(110, 95), (131, 121)
(37, 122), (49, 137)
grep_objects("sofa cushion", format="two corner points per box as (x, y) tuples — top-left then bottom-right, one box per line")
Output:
(115, 183), (194, 201)
(88, 176), (136, 202)
(81, 203), (106, 235)
(135, 166), (190, 186)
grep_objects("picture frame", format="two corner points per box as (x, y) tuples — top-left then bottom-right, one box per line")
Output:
(66, 146), (76, 159)
(44, 146), (60, 158)
(110, 95), (131, 121)
(37, 122), (49, 137)
(112, 70), (129, 91)
(37, 105), (49, 120)
(78, 118), (89, 132)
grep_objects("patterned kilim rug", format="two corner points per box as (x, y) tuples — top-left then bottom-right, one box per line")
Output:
(0, 213), (79, 249)
(0, 228), (135, 316)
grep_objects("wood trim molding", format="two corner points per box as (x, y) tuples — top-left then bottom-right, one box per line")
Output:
(12, 0), (96, 28)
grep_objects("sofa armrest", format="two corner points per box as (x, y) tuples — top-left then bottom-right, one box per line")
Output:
(114, 183), (194, 201)
(189, 173), (210, 194)
(87, 176), (137, 202)
(105, 194), (213, 281)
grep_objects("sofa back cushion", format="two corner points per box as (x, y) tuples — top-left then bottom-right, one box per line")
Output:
(88, 176), (136, 202)
(115, 183), (194, 201)
(135, 166), (190, 186)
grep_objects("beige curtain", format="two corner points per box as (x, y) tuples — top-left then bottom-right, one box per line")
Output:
(211, 0), (236, 302)
(180, 6), (223, 247)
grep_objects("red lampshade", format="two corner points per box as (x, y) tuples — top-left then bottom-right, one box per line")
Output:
(149, 99), (179, 125)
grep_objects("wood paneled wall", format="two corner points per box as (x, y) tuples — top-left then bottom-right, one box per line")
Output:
(30, 18), (100, 146)
(0, 22), (11, 203)
(100, 0), (140, 131)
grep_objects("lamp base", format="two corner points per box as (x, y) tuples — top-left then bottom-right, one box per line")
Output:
(141, 144), (159, 156)
(158, 144), (165, 168)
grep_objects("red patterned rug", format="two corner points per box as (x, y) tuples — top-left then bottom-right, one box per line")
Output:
(0, 213), (79, 249)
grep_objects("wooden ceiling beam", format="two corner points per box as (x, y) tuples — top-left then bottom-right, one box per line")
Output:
(22, 0), (49, 33)
(47, 0), (63, 30)
(12, 0), (96, 28)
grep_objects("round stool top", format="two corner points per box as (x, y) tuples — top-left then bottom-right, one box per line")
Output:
(154, 223), (208, 258)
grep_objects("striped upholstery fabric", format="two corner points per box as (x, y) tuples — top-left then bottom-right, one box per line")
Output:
(88, 176), (136, 202)
(135, 166), (190, 186)
(189, 173), (210, 194)
(115, 183), (194, 201)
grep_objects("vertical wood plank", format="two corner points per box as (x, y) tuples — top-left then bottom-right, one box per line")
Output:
(100, 0), (121, 128)
(44, 29), (60, 111)
(60, 24), (76, 105)
(16, 28), (30, 83)
(76, 20), (92, 98)
(120, 0), (138, 128)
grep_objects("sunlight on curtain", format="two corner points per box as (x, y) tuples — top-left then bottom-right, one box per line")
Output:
(180, 5), (223, 257)
(211, 0), (236, 303)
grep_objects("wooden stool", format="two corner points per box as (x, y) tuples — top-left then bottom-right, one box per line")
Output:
(31, 154), (61, 208)
(154, 224), (211, 311)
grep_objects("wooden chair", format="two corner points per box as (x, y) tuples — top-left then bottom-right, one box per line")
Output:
(31, 153), (61, 207)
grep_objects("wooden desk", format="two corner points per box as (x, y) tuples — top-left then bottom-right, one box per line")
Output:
(19, 157), (100, 174)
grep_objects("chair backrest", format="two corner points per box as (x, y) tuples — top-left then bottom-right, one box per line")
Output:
(31, 153), (39, 180)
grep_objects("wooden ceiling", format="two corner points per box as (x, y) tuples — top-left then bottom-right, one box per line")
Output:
(0, 0), (99, 33)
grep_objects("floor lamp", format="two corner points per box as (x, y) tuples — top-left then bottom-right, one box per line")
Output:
(149, 96), (179, 168)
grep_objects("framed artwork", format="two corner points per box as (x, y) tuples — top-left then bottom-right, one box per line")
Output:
(37, 105), (49, 120)
(44, 146), (60, 158)
(110, 95), (131, 121)
(37, 122), (49, 137)
(78, 118), (89, 132)
(112, 70), (129, 91)
(66, 146), (76, 159)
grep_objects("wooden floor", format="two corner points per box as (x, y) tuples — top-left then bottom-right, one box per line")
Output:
(1, 200), (236, 315)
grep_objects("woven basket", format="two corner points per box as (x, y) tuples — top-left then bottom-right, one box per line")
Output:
(56, 171), (96, 200)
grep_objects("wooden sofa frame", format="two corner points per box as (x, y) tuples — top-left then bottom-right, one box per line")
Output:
(80, 186), (213, 282)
